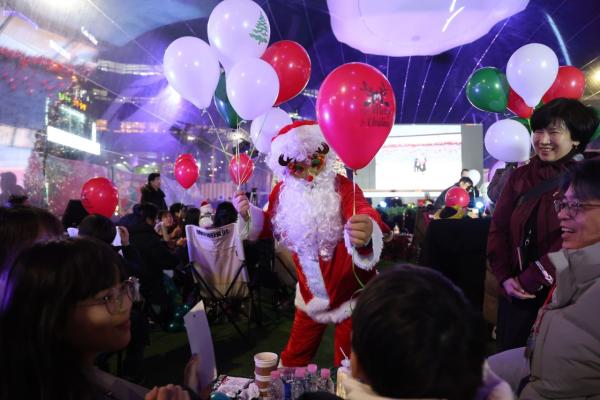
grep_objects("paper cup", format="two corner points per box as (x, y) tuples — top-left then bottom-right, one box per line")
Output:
(254, 372), (272, 392)
(254, 352), (278, 376)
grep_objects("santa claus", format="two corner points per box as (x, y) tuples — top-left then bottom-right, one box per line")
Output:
(199, 200), (214, 228)
(233, 120), (388, 366)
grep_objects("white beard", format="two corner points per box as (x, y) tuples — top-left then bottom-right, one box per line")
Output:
(272, 166), (343, 261)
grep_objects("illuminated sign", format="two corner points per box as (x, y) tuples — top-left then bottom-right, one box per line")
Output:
(47, 125), (100, 155)
(58, 92), (88, 112)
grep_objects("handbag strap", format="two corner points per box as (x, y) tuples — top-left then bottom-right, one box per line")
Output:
(515, 174), (563, 208)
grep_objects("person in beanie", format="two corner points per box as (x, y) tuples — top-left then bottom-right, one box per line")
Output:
(140, 173), (167, 211)
(233, 120), (389, 367)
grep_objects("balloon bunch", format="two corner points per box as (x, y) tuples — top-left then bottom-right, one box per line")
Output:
(163, 0), (317, 186)
(466, 43), (590, 163)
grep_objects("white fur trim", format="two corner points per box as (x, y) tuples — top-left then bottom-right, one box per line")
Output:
(237, 204), (265, 241)
(199, 216), (213, 228)
(294, 286), (354, 324)
(297, 255), (330, 302)
(344, 217), (383, 271)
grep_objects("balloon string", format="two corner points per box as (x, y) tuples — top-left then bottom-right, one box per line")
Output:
(235, 127), (241, 191)
(352, 170), (356, 216)
(350, 169), (365, 289)
(205, 110), (229, 156)
(247, 110), (268, 159)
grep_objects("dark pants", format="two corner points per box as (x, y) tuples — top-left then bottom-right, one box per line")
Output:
(496, 288), (548, 351)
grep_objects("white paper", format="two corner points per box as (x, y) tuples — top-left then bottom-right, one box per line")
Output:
(184, 301), (218, 389)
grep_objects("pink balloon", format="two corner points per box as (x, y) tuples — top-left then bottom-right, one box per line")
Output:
(445, 187), (470, 208)
(317, 62), (396, 170)
(81, 177), (119, 218)
(229, 154), (254, 185)
(174, 156), (199, 189)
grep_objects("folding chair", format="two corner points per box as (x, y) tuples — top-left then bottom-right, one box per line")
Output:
(185, 223), (257, 339)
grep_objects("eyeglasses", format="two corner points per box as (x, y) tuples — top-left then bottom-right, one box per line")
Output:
(553, 199), (600, 218)
(78, 277), (140, 315)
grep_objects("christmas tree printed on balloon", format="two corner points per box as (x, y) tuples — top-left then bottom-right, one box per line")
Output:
(250, 13), (269, 45)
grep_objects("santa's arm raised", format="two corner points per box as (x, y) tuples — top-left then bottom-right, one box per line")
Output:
(338, 175), (390, 270)
(233, 186), (279, 241)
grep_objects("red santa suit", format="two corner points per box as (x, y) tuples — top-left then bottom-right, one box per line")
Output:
(240, 120), (389, 366)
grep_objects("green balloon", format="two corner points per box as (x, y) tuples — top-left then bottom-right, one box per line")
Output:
(511, 117), (531, 133)
(466, 67), (510, 113)
(214, 72), (242, 129)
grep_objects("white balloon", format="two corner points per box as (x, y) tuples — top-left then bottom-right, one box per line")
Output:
(506, 43), (559, 107)
(484, 119), (531, 163)
(226, 58), (279, 120)
(468, 169), (481, 186)
(163, 37), (220, 109)
(208, 0), (271, 71)
(251, 107), (292, 153)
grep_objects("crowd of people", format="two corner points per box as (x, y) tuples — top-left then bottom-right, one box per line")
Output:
(0, 99), (599, 399)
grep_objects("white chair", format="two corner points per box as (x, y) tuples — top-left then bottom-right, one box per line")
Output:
(185, 223), (255, 338)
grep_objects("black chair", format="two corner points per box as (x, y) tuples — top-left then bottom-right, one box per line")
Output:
(419, 218), (491, 310)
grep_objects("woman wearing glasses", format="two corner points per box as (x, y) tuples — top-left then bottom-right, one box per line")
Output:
(487, 98), (599, 352)
(489, 159), (600, 399)
(0, 238), (190, 400)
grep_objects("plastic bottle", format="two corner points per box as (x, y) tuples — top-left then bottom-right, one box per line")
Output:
(317, 368), (335, 393)
(306, 364), (318, 392)
(292, 368), (306, 399)
(269, 370), (284, 400)
(336, 359), (351, 399)
(280, 368), (293, 400)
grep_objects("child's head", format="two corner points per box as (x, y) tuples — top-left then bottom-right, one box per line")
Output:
(158, 210), (174, 226)
(78, 214), (117, 244)
(169, 202), (185, 219)
(351, 264), (485, 400)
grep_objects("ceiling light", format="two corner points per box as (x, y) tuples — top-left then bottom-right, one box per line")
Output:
(591, 69), (600, 84)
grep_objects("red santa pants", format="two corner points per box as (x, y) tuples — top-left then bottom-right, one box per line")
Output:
(280, 309), (352, 367)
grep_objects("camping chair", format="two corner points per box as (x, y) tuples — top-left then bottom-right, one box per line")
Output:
(185, 223), (257, 339)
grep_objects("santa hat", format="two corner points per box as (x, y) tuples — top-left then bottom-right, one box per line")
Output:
(200, 200), (213, 215)
(267, 120), (330, 179)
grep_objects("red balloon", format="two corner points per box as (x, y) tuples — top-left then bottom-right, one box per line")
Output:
(316, 62), (396, 170)
(174, 156), (199, 189)
(261, 40), (311, 106)
(81, 177), (119, 218)
(542, 66), (585, 103)
(507, 88), (533, 118)
(445, 187), (470, 208)
(229, 154), (254, 185)
(175, 153), (194, 164)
